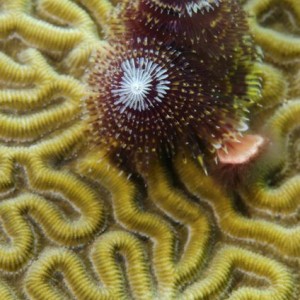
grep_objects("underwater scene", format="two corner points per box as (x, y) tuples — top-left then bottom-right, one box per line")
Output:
(0, 0), (299, 299)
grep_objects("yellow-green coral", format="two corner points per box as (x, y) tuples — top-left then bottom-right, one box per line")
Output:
(25, 232), (153, 299)
(246, 0), (300, 62)
(0, 0), (299, 299)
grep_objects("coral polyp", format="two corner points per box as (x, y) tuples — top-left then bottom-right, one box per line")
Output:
(86, 38), (252, 169)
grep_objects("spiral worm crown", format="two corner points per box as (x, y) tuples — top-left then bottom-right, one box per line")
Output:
(121, 0), (254, 59)
(86, 38), (253, 169)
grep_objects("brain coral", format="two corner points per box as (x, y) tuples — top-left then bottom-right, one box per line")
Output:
(0, 0), (299, 299)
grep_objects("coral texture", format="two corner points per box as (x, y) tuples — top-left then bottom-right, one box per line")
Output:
(0, 0), (299, 299)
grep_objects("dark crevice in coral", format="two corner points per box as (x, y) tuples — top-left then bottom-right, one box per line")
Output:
(259, 4), (300, 37)
(231, 193), (250, 218)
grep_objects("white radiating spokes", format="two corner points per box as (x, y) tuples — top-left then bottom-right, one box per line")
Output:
(111, 57), (170, 113)
(185, 0), (221, 17)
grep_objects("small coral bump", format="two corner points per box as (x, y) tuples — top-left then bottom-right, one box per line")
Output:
(217, 134), (266, 165)
(211, 133), (269, 188)
(85, 37), (254, 171)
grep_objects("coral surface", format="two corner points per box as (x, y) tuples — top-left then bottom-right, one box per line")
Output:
(0, 0), (299, 299)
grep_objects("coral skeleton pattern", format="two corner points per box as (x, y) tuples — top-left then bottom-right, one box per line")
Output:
(0, 0), (299, 299)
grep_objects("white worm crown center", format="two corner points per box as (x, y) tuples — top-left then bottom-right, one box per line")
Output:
(131, 81), (148, 95)
(112, 57), (170, 113)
